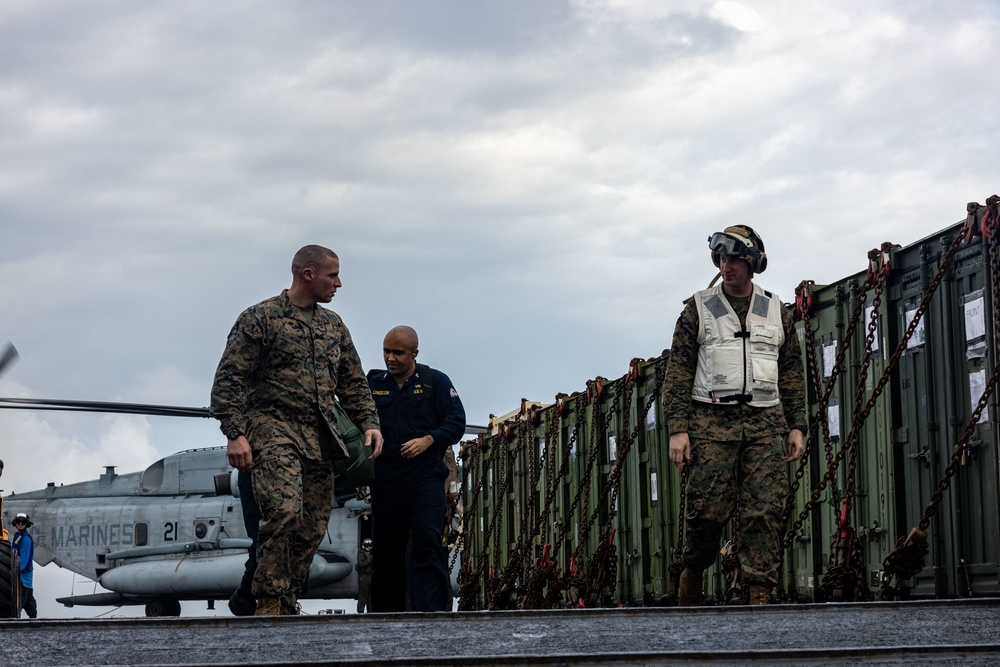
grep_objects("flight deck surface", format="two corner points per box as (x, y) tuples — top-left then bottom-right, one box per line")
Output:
(3, 598), (999, 666)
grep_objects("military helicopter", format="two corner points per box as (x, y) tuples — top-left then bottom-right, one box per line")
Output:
(0, 443), (368, 618)
(0, 343), (480, 618)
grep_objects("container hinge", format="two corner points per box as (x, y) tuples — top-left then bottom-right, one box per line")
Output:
(907, 447), (931, 468)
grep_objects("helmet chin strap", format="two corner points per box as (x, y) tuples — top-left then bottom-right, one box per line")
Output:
(708, 268), (755, 289)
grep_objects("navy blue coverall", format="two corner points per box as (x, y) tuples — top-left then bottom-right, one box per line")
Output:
(367, 364), (466, 612)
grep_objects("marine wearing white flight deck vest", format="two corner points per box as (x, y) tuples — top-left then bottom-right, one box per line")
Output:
(691, 282), (784, 408)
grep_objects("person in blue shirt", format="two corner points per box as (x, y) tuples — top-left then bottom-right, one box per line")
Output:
(12, 512), (37, 619)
(367, 325), (466, 612)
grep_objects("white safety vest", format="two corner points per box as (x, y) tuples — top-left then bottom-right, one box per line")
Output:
(691, 283), (784, 407)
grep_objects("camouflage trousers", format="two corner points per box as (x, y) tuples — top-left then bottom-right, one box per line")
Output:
(252, 444), (335, 609)
(681, 433), (788, 587)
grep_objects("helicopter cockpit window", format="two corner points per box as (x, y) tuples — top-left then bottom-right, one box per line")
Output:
(134, 522), (148, 546)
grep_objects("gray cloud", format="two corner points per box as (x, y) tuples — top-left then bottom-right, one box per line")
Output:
(1, 0), (999, 615)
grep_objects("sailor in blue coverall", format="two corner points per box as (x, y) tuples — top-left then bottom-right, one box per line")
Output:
(12, 512), (37, 618)
(367, 325), (466, 612)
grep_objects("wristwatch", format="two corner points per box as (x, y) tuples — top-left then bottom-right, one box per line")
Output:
(227, 429), (242, 441)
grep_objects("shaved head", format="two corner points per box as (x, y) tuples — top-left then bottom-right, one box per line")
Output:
(292, 245), (338, 275)
(287, 245), (341, 308)
(386, 325), (418, 349)
(383, 325), (419, 383)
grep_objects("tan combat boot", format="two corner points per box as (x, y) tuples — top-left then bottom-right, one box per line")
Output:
(254, 597), (286, 616)
(748, 584), (772, 605)
(677, 568), (705, 606)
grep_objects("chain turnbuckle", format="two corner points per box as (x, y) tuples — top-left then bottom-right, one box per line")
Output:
(981, 195), (1000, 239)
(878, 527), (929, 600)
(795, 280), (815, 321)
(962, 201), (983, 244)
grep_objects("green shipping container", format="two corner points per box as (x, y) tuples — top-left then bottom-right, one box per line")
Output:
(459, 196), (1000, 610)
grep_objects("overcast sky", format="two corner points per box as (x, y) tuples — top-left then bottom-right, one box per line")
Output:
(2, 0), (999, 618)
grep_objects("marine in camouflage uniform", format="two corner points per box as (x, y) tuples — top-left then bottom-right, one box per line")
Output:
(663, 226), (806, 605)
(211, 245), (382, 616)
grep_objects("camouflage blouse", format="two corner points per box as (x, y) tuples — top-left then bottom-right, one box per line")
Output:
(211, 290), (379, 461)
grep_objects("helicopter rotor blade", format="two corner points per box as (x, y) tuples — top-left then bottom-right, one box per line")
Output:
(0, 395), (489, 433)
(0, 343), (19, 379)
(0, 396), (210, 418)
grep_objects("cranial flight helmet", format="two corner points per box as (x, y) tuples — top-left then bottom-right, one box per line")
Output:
(708, 225), (767, 273)
(14, 512), (32, 528)
(362, 538), (373, 548)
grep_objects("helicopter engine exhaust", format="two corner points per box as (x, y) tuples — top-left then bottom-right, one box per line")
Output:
(212, 470), (241, 498)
